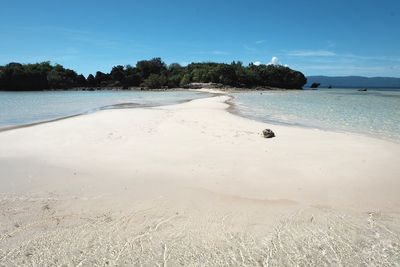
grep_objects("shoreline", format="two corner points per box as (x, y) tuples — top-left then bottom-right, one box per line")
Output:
(227, 95), (400, 144)
(1, 93), (400, 208)
(0, 91), (212, 133)
(227, 90), (400, 144)
(219, 88), (400, 144)
(2, 88), (398, 143)
(1, 93), (400, 265)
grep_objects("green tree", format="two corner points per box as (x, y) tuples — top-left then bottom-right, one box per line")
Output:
(0, 59), (307, 91)
(110, 65), (126, 83)
(180, 73), (191, 87)
(136, 58), (166, 79)
(87, 74), (95, 87)
(142, 74), (167, 89)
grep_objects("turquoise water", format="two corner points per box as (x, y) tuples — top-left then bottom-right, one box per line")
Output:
(232, 89), (400, 141)
(2, 89), (400, 141)
(0, 90), (206, 129)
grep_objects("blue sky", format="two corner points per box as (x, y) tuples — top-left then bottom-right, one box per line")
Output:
(1, 0), (399, 77)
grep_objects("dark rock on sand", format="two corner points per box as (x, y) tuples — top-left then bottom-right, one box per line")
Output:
(310, 82), (320, 89)
(262, 129), (275, 138)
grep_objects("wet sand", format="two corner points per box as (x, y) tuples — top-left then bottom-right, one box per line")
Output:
(1, 94), (400, 265)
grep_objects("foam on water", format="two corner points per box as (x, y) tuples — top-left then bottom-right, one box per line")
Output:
(232, 88), (400, 141)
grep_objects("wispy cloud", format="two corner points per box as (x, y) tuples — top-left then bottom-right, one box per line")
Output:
(288, 50), (336, 57)
(286, 49), (400, 63)
(2, 25), (147, 52)
(255, 40), (265, 45)
(275, 46), (400, 77)
(0, 25), (91, 36)
(212, 50), (230, 55)
(243, 45), (259, 54)
(294, 63), (400, 77)
(341, 54), (400, 62)
(326, 40), (336, 48)
(307, 64), (393, 73)
(188, 50), (230, 56)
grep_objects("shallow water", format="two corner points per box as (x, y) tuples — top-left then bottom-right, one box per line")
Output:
(232, 88), (400, 141)
(0, 90), (206, 129)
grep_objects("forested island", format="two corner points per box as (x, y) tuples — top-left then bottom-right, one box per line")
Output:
(0, 58), (307, 91)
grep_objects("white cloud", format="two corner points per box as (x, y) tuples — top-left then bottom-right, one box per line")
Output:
(255, 40), (265, 44)
(252, 57), (285, 66)
(268, 56), (280, 65)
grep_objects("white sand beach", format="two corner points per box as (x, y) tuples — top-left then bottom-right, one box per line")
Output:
(1, 94), (400, 265)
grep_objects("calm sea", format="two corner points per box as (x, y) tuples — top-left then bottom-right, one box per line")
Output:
(232, 88), (400, 141)
(0, 90), (206, 129)
(2, 89), (399, 141)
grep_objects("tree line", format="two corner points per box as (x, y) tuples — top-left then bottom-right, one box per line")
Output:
(0, 58), (307, 91)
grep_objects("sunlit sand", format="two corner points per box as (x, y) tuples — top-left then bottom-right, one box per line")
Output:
(1, 94), (400, 265)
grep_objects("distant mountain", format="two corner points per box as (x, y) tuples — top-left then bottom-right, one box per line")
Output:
(306, 76), (400, 88)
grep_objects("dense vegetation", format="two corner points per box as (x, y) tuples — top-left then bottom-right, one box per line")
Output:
(0, 58), (307, 91)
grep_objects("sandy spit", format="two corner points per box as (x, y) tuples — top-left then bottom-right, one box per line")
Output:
(1, 94), (400, 266)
